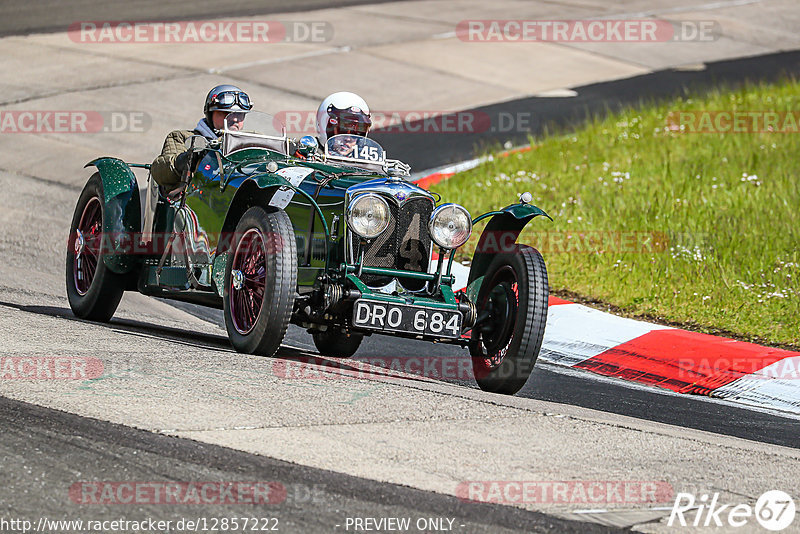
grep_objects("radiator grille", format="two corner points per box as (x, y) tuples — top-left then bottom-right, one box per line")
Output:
(350, 197), (433, 290)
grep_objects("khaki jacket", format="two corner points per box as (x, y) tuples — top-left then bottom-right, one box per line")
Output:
(150, 129), (194, 189)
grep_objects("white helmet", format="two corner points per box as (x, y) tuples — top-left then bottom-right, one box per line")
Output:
(316, 92), (372, 145)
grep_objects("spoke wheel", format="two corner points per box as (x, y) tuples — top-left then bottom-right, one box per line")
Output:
(66, 173), (126, 322)
(223, 206), (296, 357)
(73, 197), (102, 295)
(229, 228), (267, 335)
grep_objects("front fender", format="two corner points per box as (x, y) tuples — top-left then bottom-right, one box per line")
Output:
(213, 172), (305, 297)
(84, 157), (141, 274)
(465, 203), (551, 302)
(221, 174), (295, 231)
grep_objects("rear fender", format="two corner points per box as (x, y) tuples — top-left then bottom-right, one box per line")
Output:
(84, 157), (141, 274)
(465, 203), (551, 303)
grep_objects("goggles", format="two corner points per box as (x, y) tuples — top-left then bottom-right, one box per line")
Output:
(340, 117), (370, 136)
(210, 91), (253, 111)
(328, 110), (371, 138)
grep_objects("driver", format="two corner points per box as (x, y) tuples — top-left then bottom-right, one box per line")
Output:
(150, 84), (252, 191)
(315, 92), (372, 156)
(315, 92), (410, 177)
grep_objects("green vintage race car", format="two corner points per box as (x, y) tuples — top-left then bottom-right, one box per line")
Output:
(66, 112), (551, 395)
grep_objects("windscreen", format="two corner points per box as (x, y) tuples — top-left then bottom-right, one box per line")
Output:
(325, 134), (385, 165)
(223, 111), (288, 155)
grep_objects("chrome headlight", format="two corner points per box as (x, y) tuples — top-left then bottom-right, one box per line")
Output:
(429, 203), (472, 249)
(347, 193), (390, 239)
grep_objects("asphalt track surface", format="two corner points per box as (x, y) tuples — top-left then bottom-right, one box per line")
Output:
(171, 304), (800, 450)
(0, 396), (609, 534)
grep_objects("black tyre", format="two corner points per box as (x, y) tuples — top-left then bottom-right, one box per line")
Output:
(469, 245), (549, 395)
(66, 173), (126, 322)
(223, 206), (297, 356)
(312, 329), (363, 358)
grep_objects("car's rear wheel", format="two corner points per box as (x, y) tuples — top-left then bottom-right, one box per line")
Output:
(469, 245), (548, 395)
(312, 329), (363, 358)
(224, 206), (296, 356)
(66, 173), (126, 322)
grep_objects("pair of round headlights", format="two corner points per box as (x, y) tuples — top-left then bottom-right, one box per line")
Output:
(347, 193), (472, 250)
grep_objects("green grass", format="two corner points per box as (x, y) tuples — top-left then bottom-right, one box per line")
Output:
(433, 78), (800, 347)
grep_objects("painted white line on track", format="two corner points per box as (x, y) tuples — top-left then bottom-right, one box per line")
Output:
(209, 46), (352, 74)
(599, 0), (761, 18)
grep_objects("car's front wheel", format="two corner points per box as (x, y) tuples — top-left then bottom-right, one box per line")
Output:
(223, 206), (297, 356)
(66, 173), (126, 322)
(469, 245), (549, 395)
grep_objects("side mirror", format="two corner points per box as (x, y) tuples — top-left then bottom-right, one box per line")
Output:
(184, 135), (208, 152)
(296, 135), (318, 157)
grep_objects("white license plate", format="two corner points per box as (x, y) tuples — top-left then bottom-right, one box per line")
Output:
(352, 300), (462, 339)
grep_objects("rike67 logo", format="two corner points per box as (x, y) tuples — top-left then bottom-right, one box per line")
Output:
(669, 490), (796, 531)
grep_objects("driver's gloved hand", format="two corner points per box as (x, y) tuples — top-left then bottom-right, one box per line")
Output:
(172, 150), (192, 178)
